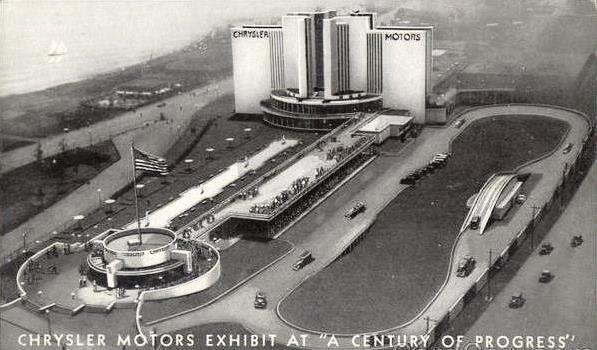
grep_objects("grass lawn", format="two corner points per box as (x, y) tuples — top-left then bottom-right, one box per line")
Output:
(278, 115), (569, 334)
(0, 141), (120, 235)
(141, 238), (293, 323)
(0, 139), (33, 152)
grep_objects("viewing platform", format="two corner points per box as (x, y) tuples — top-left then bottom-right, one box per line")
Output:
(178, 118), (376, 241)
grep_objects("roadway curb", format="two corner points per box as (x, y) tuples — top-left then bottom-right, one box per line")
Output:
(0, 297), (22, 312)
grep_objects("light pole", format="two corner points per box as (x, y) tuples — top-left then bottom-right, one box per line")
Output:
(45, 309), (52, 333)
(22, 232), (27, 252)
(424, 315), (440, 333)
(97, 188), (102, 207)
(530, 204), (541, 251)
(485, 249), (494, 302)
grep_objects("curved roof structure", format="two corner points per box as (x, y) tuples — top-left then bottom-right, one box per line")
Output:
(460, 172), (519, 235)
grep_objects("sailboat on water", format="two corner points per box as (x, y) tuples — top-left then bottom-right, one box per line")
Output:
(48, 40), (68, 56)
(48, 40), (68, 63)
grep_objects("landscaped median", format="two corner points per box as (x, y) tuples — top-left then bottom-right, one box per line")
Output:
(277, 114), (570, 334)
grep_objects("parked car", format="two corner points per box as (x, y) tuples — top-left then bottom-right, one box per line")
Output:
(292, 250), (314, 271)
(470, 216), (481, 230)
(515, 193), (527, 205)
(430, 159), (446, 168)
(455, 119), (466, 128)
(157, 102), (166, 108)
(345, 201), (366, 219)
(508, 292), (526, 309)
(571, 235), (584, 247)
(456, 256), (476, 277)
(431, 157), (448, 167)
(400, 176), (416, 185)
(254, 292), (267, 309)
(417, 168), (429, 176)
(538, 242), (554, 255)
(410, 172), (422, 180)
(563, 143), (573, 154)
(538, 270), (554, 283)
(424, 165), (436, 173)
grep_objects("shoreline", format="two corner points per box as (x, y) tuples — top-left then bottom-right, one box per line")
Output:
(0, 24), (222, 100)
(0, 26), (234, 144)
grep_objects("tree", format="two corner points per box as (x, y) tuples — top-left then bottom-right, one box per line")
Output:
(35, 143), (43, 164)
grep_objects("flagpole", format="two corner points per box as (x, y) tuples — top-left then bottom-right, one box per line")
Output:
(130, 141), (142, 245)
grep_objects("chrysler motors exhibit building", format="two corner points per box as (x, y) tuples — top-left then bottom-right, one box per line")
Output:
(231, 10), (433, 130)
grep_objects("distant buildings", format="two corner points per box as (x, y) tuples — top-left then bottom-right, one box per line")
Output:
(231, 10), (432, 129)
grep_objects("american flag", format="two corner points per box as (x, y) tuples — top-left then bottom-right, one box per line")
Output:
(133, 147), (169, 176)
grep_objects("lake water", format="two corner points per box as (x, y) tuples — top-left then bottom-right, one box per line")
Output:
(0, 0), (360, 97)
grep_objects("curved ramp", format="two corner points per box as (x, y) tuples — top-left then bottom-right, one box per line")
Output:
(460, 172), (518, 234)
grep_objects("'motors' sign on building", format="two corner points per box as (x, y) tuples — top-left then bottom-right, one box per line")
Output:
(368, 27), (433, 123)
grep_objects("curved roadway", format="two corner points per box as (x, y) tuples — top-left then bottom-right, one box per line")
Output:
(145, 105), (591, 349)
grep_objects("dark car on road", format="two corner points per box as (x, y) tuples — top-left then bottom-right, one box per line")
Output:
(345, 201), (366, 219)
(254, 292), (267, 309)
(430, 159), (446, 168)
(416, 168), (429, 177)
(470, 216), (481, 230)
(292, 250), (314, 271)
(571, 235), (583, 247)
(538, 242), (554, 255)
(410, 172), (422, 180)
(400, 175), (416, 185)
(539, 270), (554, 283)
(508, 292), (526, 309)
(456, 256), (476, 277)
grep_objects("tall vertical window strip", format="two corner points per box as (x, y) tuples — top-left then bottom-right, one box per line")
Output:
(269, 30), (285, 89)
(367, 33), (382, 94)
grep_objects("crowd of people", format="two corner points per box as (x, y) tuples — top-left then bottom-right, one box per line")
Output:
(237, 187), (259, 200)
(249, 176), (310, 215)
(264, 150), (375, 237)
(325, 136), (369, 162)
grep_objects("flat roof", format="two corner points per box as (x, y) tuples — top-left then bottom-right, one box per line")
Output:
(358, 114), (413, 133)
(432, 49), (447, 57)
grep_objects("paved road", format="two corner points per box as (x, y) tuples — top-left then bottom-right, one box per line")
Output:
(462, 162), (595, 350)
(148, 105), (590, 349)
